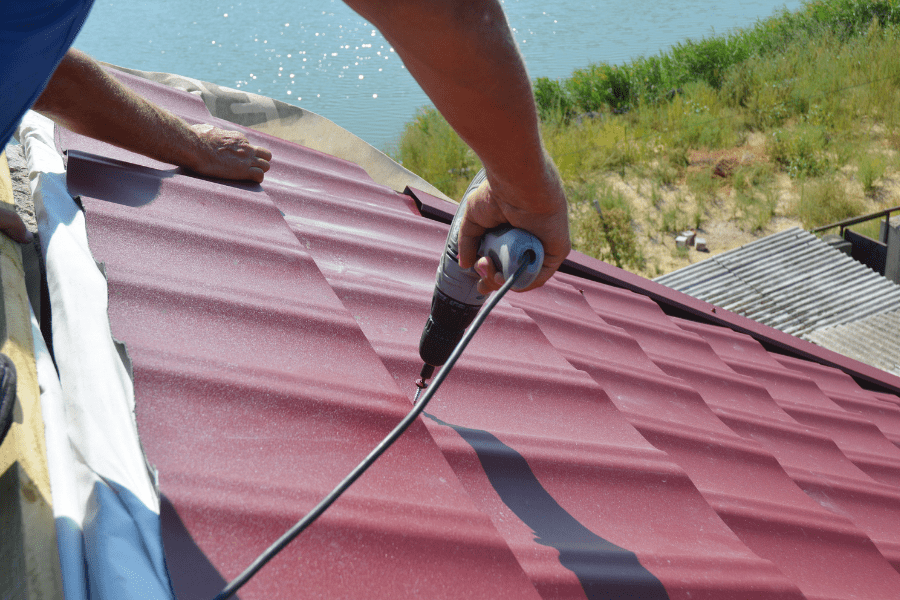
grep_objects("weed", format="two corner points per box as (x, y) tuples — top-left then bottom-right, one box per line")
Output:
(857, 152), (887, 193)
(733, 162), (775, 191)
(769, 125), (830, 178)
(889, 129), (900, 151)
(650, 184), (664, 208)
(693, 195), (707, 230)
(686, 168), (721, 199)
(848, 218), (884, 240)
(660, 196), (693, 234)
(566, 63), (636, 112)
(734, 187), (778, 232)
(797, 176), (865, 229)
(569, 182), (644, 270)
(674, 245), (691, 260)
(652, 158), (681, 187)
(534, 77), (576, 123)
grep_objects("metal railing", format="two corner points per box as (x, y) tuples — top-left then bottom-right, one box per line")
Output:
(811, 205), (900, 242)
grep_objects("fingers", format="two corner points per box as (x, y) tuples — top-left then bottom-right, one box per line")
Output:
(235, 144), (271, 182)
(457, 219), (486, 271)
(473, 250), (563, 294)
(255, 146), (273, 162)
(252, 150), (271, 174)
(523, 255), (565, 292)
(248, 166), (265, 184)
(457, 179), (497, 270)
(192, 124), (273, 183)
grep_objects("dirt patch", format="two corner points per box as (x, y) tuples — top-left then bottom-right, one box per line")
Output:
(597, 134), (812, 278)
(618, 126), (900, 278)
(687, 143), (768, 178)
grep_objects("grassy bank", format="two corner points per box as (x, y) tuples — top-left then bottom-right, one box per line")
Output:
(389, 0), (900, 277)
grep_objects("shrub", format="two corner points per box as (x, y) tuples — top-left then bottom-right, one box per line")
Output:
(543, 118), (641, 180)
(534, 77), (575, 123)
(566, 64), (634, 112)
(667, 36), (750, 90)
(805, 0), (900, 39)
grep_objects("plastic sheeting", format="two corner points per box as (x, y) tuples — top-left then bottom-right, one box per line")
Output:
(18, 111), (174, 599)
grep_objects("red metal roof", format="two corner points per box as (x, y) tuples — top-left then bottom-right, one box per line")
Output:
(57, 68), (900, 599)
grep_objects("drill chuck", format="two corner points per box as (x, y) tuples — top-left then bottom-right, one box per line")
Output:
(419, 288), (482, 370)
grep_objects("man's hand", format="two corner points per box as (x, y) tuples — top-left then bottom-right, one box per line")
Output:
(189, 124), (272, 184)
(458, 160), (570, 294)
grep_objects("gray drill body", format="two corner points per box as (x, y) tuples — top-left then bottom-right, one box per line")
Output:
(418, 169), (544, 373)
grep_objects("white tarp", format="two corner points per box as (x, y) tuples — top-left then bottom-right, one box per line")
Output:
(18, 111), (174, 599)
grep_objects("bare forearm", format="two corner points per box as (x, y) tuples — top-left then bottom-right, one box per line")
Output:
(33, 49), (202, 169)
(345, 0), (551, 204)
(32, 49), (271, 182)
(345, 0), (569, 289)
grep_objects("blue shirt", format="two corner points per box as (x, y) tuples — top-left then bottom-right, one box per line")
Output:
(1, 0), (95, 149)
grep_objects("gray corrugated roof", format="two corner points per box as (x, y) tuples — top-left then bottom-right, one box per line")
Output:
(807, 311), (900, 377)
(655, 227), (900, 337)
(655, 227), (900, 374)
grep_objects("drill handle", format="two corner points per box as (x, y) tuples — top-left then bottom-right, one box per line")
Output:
(479, 226), (544, 291)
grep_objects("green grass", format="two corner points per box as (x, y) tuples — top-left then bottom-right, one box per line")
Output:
(388, 107), (481, 200)
(686, 168), (722, 198)
(515, 0), (900, 127)
(736, 187), (779, 232)
(798, 176), (865, 229)
(660, 195), (694, 234)
(733, 163), (775, 191)
(769, 124), (831, 178)
(568, 181), (644, 271)
(857, 152), (887, 193)
(848, 218), (884, 239)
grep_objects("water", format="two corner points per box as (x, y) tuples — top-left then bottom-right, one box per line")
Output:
(73, 0), (803, 150)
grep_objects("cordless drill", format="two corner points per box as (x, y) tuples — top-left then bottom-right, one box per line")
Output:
(417, 169), (544, 384)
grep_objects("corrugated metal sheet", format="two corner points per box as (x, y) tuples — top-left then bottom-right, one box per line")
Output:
(654, 227), (900, 337)
(54, 68), (900, 599)
(807, 311), (900, 377)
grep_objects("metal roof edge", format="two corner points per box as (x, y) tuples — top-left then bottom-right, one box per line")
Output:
(404, 186), (900, 395)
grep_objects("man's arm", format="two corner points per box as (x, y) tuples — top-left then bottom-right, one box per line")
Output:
(32, 49), (272, 183)
(344, 0), (569, 291)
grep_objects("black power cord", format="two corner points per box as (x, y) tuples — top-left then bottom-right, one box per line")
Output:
(212, 253), (536, 600)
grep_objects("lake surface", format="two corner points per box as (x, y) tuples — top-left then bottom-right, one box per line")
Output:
(74, 0), (804, 150)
